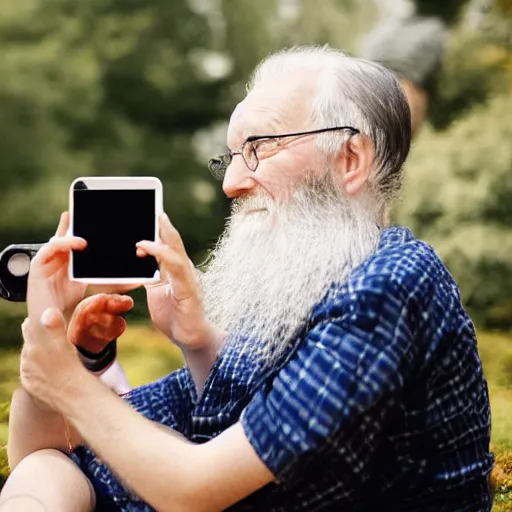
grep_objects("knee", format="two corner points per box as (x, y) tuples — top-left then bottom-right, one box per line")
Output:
(0, 449), (95, 512)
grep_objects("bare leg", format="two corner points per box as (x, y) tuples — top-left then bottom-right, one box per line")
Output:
(0, 449), (95, 512)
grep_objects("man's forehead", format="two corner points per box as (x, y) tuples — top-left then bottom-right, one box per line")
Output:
(228, 78), (315, 140)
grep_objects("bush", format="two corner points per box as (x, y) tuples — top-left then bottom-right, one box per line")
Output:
(0, 445), (8, 490)
(491, 448), (512, 510)
(395, 94), (512, 328)
(0, 312), (24, 350)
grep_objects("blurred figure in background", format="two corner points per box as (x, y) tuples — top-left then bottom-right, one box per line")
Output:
(360, 15), (447, 137)
(360, 0), (471, 137)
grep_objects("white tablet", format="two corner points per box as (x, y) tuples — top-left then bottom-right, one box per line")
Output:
(69, 176), (163, 285)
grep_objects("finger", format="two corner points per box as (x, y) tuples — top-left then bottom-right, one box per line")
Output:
(68, 309), (127, 348)
(158, 213), (187, 255)
(104, 294), (134, 315)
(135, 241), (185, 274)
(144, 279), (168, 307)
(72, 294), (106, 318)
(68, 296), (109, 340)
(136, 247), (148, 258)
(86, 294), (133, 315)
(73, 294), (133, 318)
(55, 212), (70, 238)
(38, 236), (87, 264)
(89, 315), (127, 340)
(136, 241), (194, 300)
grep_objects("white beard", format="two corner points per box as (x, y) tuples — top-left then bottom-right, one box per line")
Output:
(200, 176), (381, 366)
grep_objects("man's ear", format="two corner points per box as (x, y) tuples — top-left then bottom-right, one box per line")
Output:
(332, 134), (374, 197)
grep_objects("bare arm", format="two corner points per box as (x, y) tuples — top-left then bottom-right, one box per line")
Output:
(7, 388), (82, 470)
(8, 291), (133, 469)
(8, 341), (129, 469)
(59, 371), (273, 512)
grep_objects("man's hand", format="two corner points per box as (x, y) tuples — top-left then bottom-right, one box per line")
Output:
(67, 294), (134, 354)
(26, 212), (88, 323)
(136, 213), (223, 351)
(21, 308), (87, 411)
(8, 217), (90, 464)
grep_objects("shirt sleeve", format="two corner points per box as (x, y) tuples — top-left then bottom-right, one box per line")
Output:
(240, 274), (426, 483)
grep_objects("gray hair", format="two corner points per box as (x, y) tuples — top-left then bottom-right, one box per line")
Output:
(247, 45), (412, 208)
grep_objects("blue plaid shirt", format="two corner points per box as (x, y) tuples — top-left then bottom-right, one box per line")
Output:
(72, 227), (494, 511)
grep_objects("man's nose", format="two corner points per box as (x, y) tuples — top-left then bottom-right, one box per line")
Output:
(222, 157), (257, 198)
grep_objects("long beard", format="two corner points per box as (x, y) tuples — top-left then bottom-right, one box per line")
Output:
(200, 176), (380, 366)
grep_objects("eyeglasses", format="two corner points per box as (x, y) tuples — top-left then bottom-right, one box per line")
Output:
(207, 126), (360, 180)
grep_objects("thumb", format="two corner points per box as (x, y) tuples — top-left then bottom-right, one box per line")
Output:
(40, 308), (67, 332)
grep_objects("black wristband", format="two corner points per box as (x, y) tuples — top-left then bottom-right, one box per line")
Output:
(77, 340), (117, 373)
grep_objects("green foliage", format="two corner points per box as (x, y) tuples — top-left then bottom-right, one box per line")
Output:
(0, 403), (9, 425)
(0, 301), (25, 349)
(394, 92), (512, 328)
(427, 3), (511, 129)
(412, 0), (471, 25)
(491, 448), (512, 511)
(394, 1), (512, 324)
(0, 445), (8, 489)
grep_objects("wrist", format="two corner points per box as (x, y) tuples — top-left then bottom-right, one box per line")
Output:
(181, 325), (226, 355)
(56, 369), (100, 419)
(41, 362), (91, 415)
(77, 340), (117, 375)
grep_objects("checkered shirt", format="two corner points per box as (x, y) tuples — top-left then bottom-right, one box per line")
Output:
(71, 226), (494, 511)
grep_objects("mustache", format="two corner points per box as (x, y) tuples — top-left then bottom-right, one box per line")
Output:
(229, 171), (346, 216)
(231, 193), (275, 215)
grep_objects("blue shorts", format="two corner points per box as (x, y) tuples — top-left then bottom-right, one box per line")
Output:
(70, 369), (193, 511)
(69, 334), (274, 511)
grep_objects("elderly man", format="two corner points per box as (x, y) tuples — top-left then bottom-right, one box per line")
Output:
(1, 46), (493, 511)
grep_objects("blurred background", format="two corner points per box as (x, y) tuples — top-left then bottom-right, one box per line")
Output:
(0, 0), (511, 507)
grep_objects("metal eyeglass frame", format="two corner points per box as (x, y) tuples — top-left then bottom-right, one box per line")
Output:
(207, 125), (360, 180)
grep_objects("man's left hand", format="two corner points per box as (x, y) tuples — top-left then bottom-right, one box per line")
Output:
(21, 213), (91, 408)
(26, 212), (88, 323)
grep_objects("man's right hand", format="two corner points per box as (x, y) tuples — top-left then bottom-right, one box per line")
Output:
(137, 213), (225, 352)
(67, 294), (134, 354)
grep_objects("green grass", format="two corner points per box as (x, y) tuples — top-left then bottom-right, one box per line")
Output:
(477, 330), (512, 453)
(115, 323), (184, 387)
(0, 323), (512, 509)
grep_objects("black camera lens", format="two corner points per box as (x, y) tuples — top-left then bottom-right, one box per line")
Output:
(0, 244), (44, 302)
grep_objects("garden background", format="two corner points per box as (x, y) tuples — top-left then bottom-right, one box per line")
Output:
(0, 0), (511, 508)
